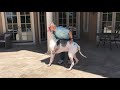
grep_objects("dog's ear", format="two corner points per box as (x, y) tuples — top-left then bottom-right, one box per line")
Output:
(50, 22), (56, 26)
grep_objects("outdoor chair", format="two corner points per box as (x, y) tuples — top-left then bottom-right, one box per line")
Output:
(0, 32), (12, 49)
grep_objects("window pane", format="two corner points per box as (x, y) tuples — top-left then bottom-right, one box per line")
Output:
(8, 25), (12, 29)
(59, 13), (62, 18)
(116, 13), (120, 21)
(69, 12), (73, 17)
(108, 12), (112, 14)
(6, 12), (12, 15)
(59, 19), (62, 24)
(21, 16), (25, 23)
(63, 12), (66, 18)
(115, 22), (120, 30)
(26, 24), (31, 31)
(102, 22), (106, 29)
(13, 24), (18, 30)
(63, 19), (66, 24)
(21, 24), (26, 32)
(108, 14), (112, 21)
(13, 16), (17, 23)
(103, 14), (107, 21)
(12, 12), (16, 15)
(7, 16), (12, 23)
(73, 23), (76, 27)
(73, 19), (76, 23)
(26, 16), (30, 23)
(69, 19), (72, 23)
(73, 12), (76, 17)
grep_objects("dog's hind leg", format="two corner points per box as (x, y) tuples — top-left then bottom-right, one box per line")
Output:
(73, 54), (79, 65)
(48, 52), (55, 66)
(67, 52), (74, 70)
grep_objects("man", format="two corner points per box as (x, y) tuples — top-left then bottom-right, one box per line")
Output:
(49, 23), (73, 64)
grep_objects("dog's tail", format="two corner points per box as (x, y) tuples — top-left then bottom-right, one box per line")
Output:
(77, 45), (87, 58)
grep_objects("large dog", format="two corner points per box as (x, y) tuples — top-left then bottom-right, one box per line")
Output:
(48, 31), (87, 70)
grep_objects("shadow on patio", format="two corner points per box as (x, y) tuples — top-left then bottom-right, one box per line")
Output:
(40, 40), (120, 78)
(0, 40), (120, 78)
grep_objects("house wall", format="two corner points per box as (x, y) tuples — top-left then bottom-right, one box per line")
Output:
(80, 12), (97, 42)
(0, 13), (3, 34)
(0, 12), (98, 45)
(33, 12), (40, 46)
(88, 12), (97, 42)
(80, 12), (89, 40)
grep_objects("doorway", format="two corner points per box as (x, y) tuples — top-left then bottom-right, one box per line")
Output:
(5, 12), (33, 42)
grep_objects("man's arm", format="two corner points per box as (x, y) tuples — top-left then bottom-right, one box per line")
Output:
(69, 31), (73, 43)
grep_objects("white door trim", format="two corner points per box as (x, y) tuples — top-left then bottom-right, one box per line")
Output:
(83, 12), (89, 32)
(96, 12), (100, 41)
(30, 12), (35, 44)
(77, 12), (80, 39)
(37, 12), (41, 44)
(97, 12), (100, 33)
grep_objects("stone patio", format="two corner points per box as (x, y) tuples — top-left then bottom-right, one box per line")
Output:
(0, 41), (120, 78)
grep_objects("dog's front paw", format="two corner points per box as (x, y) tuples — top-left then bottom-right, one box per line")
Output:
(66, 68), (72, 71)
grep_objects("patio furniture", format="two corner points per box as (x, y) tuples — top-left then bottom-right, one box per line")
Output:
(96, 32), (120, 50)
(0, 32), (12, 49)
(96, 33), (111, 48)
(110, 30), (120, 48)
